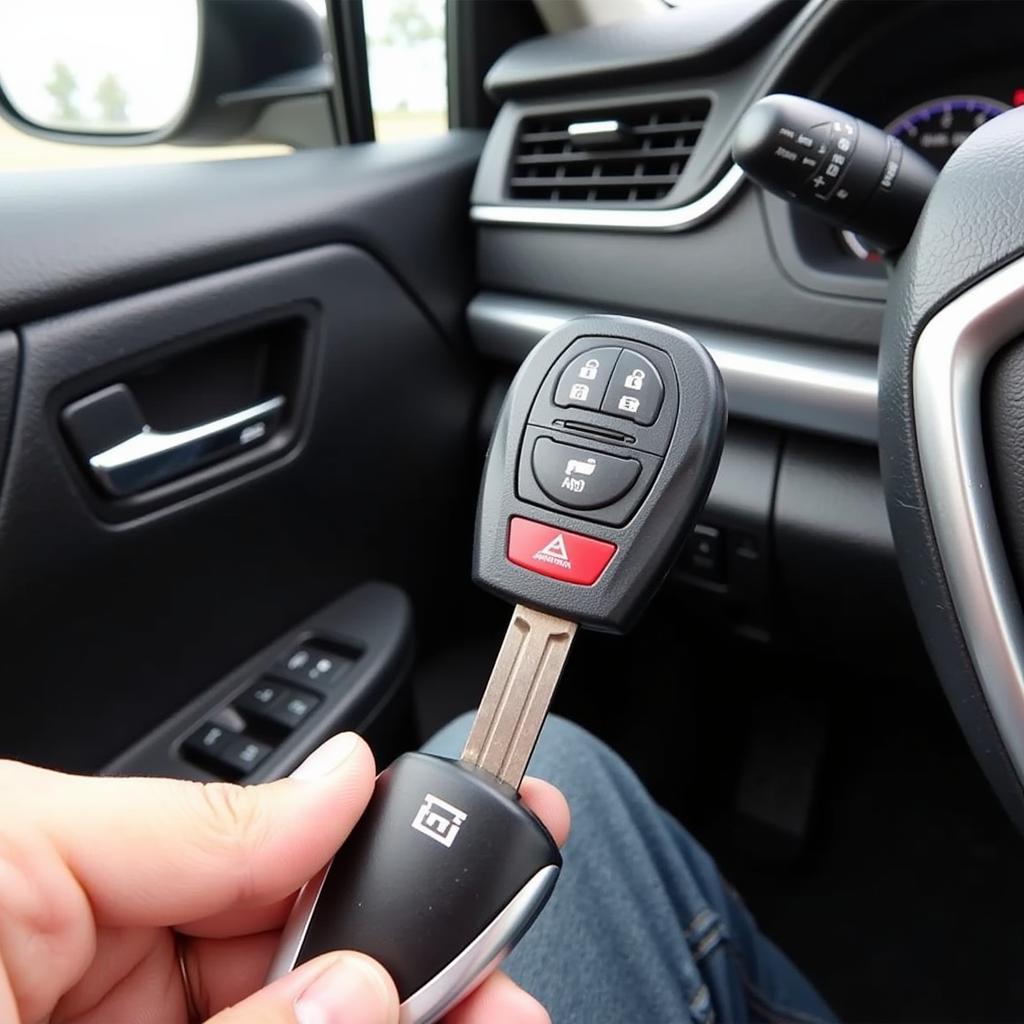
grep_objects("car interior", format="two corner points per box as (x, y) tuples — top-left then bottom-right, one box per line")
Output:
(3, 0), (1024, 1020)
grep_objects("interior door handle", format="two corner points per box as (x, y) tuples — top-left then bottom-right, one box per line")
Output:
(62, 384), (286, 497)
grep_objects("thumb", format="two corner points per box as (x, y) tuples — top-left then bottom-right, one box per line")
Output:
(207, 952), (399, 1024)
(9, 731), (376, 927)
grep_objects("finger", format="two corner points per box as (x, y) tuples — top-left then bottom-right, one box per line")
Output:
(520, 776), (571, 848)
(444, 971), (549, 1024)
(189, 930), (281, 1014)
(181, 894), (296, 939)
(5, 732), (375, 928)
(187, 775), (571, 941)
(0, 957), (20, 1024)
(52, 928), (185, 1024)
(206, 951), (398, 1024)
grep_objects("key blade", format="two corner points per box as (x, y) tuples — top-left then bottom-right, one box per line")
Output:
(461, 604), (577, 791)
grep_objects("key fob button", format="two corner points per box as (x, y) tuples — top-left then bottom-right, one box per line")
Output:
(507, 517), (616, 585)
(553, 345), (621, 411)
(601, 349), (664, 425)
(531, 437), (640, 510)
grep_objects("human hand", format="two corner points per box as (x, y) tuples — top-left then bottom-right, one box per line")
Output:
(0, 732), (569, 1024)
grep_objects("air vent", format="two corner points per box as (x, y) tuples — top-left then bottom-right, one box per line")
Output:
(508, 98), (711, 204)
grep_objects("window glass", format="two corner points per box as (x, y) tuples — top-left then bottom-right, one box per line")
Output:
(364, 0), (448, 142)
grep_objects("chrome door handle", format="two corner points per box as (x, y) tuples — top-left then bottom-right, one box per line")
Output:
(83, 393), (285, 497)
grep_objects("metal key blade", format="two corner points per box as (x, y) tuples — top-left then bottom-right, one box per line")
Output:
(461, 604), (577, 791)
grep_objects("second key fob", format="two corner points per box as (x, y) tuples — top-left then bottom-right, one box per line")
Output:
(268, 753), (560, 1023)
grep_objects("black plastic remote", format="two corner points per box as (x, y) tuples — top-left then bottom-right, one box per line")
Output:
(269, 315), (726, 1022)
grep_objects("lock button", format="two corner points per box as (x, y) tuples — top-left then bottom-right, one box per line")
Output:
(601, 349), (664, 425)
(553, 345), (622, 412)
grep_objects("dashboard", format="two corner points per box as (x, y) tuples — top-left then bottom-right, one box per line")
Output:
(811, 0), (1024, 264)
(818, 2), (1023, 141)
(466, 0), (1024, 655)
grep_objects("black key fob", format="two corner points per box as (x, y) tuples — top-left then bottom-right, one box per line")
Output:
(268, 753), (560, 1023)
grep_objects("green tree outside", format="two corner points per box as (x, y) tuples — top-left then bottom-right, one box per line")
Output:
(46, 61), (80, 123)
(95, 73), (129, 125)
(372, 0), (440, 46)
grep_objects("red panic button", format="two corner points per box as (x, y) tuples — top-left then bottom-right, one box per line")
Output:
(507, 517), (617, 585)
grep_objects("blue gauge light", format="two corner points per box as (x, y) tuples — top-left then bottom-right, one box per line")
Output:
(841, 94), (1010, 259)
(886, 95), (1009, 168)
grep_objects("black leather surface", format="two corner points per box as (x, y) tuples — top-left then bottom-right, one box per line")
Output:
(0, 132), (484, 345)
(878, 107), (1024, 829)
(483, 0), (797, 99)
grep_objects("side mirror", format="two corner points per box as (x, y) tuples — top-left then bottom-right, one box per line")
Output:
(0, 0), (332, 148)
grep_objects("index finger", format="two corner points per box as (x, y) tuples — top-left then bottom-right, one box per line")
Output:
(4, 732), (375, 928)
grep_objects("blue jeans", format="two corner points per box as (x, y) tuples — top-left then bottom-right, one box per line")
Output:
(425, 714), (835, 1024)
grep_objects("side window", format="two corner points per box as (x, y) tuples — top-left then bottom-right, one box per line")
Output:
(364, 0), (448, 142)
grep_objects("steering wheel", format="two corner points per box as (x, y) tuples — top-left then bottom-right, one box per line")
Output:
(880, 105), (1024, 829)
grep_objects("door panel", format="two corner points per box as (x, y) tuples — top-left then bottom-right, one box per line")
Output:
(0, 137), (484, 771)
(0, 134), (484, 342)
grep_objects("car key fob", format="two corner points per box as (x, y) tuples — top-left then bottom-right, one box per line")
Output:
(268, 752), (560, 1023)
(269, 315), (726, 1023)
(474, 314), (726, 631)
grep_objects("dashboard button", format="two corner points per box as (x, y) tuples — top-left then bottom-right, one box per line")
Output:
(681, 523), (725, 582)
(531, 437), (640, 510)
(601, 350), (664, 425)
(553, 346), (621, 411)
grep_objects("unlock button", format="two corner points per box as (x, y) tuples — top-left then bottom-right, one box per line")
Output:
(553, 345), (622, 411)
(601, 349), (664, 425)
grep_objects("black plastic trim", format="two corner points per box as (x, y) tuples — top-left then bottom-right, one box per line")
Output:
(0, 135), (484, 345)
(329, 0), (375, 142)
(0, 330), (18, 499)
(484, 0), (800, 100)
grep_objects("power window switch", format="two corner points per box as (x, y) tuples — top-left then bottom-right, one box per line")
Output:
(267, 689), (320, 730)
(183, 722), (234, 762)
(237, 680), (320, 732)
(276, 644), (352, 688)
(236, 680), (289, 719)
(219, 737), (273, 777)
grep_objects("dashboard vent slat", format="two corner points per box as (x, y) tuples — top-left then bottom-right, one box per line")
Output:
(509, 98), (710, 205)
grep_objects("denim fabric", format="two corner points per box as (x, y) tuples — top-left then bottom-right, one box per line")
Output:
(424, 714), (835, 1024)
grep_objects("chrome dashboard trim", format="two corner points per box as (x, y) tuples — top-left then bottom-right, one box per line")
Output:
(468, 291), (878, 443)
(471, 164), (746, 233)
(914, 254), (1024, 789)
